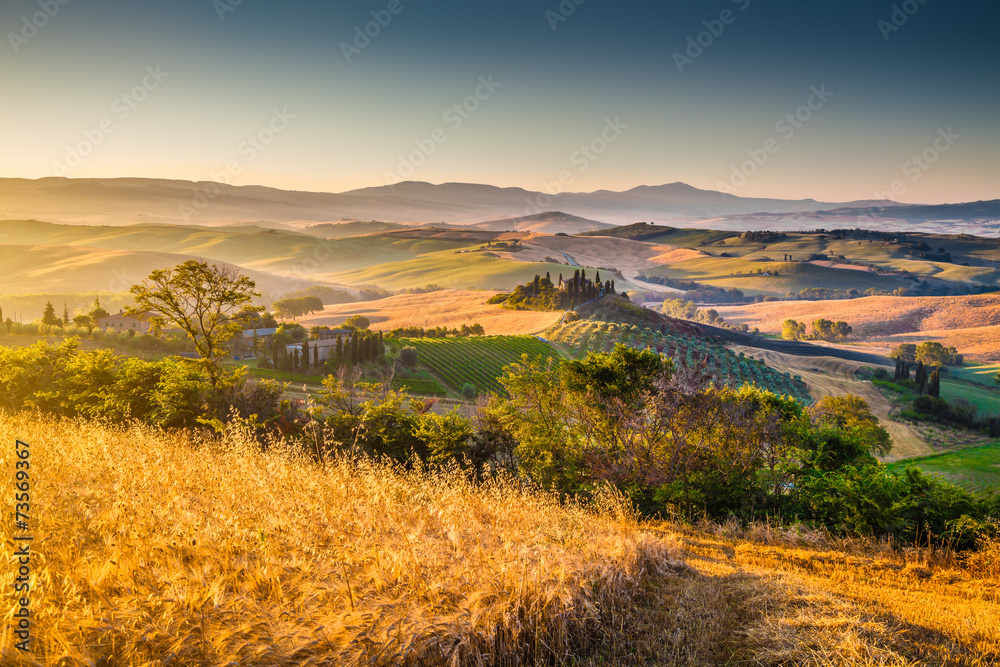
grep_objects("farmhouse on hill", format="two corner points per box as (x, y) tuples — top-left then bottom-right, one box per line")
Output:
(97, 310), (155, 334)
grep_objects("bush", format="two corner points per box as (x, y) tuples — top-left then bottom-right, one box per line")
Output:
(913, 394), (951, 421)
(486, 294), (509, 305)
(399, 346), (418, 368)
(461, 383), (477, 400)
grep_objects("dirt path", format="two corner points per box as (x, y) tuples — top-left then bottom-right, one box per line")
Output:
(731, 346), (933, 461)
(620, 269), (686, 294)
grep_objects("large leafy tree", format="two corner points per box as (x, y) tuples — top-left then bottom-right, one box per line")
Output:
(129, 261), (261, 388)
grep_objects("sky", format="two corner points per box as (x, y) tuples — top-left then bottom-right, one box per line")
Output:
(1, 0), (997, 203)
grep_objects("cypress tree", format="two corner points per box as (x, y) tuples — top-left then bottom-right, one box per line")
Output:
(611, 279), (615, 293)
(63, 302), (70, 326)
(313, 344), (319, 367)
(336, 336), (344, 364)
(351, 335), (359, 364)
(271, 340), (279, 368)
(302, 341), (310, 370)
(533, 275), (540, 295)
(915, 361), (927, 393)
(928, 369), (941, 397)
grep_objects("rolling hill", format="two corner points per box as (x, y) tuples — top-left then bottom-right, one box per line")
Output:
(466, 212), (614, 234)
(0, 243), (328, 303)
(715, 293), (1000, 361)
(295, 289), (563, 335)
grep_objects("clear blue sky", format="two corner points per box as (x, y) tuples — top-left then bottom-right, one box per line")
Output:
(1, 0), (997, 202)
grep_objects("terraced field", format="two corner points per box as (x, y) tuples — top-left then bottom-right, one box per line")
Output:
(545, 311), (812, 404)
(396, 336), (563, 396)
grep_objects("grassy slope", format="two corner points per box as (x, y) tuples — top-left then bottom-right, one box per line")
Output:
(334, 249), (571, 291)
(950, 363), (1000, 387)
(889, 443), (1000, 494)
(940, 379), (1000, 417)
(0, 220), (473, 276)
(644, 256), (907, 296)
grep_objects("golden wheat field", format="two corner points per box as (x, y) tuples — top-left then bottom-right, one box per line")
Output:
(296, 289), (564, 334)
(0, 412), (679, 666)
(3, 411), (1000, 666)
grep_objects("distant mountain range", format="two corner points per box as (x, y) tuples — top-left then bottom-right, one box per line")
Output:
(0, 177), (995, 234)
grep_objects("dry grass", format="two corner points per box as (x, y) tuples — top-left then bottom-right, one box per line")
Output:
(296, 289), (563, 335)
(0, 411), (681, 666)
(715, 294), (1000, 361)
(4, 410), (998, 666)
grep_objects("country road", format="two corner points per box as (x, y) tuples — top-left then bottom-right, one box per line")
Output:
(730, 346), (933, 461)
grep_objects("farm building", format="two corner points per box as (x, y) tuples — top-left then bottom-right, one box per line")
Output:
(97, 310), (155, 334)
(286, 334), (352, 364)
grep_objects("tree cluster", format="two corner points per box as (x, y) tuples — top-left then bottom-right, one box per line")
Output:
(272, 296), (324, 319)
(781, 318), (851, 342)
(386, 324), (486, 338)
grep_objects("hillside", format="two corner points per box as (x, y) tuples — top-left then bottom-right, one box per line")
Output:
(0, 243), (325, 299)
(295, 289), (563, 334)
(715, 294), (1000, 360)
(4, 411), (998, 666)
(468, 211), (614, 234)
(0, 219), (477, 279)
(301, 220), (407, 238)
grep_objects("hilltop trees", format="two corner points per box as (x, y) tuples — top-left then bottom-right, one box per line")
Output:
(781, 318), (851, 342)
(130, 260), (261, 389)
(273, 296), (324, 319)
(782, 319), (806, 341)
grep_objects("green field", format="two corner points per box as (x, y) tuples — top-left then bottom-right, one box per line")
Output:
(890, 443), (1000, 494)
(940, 379), (1000, 418)
(949, 363), (1000, 388)
(336, 250), (571, 292)
(396, 336), (564, 396)
(0, 219), (474, 278)
(642, 257), (908, 297)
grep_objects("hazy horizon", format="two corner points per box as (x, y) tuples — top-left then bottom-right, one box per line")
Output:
(2, 0), (997, 205)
